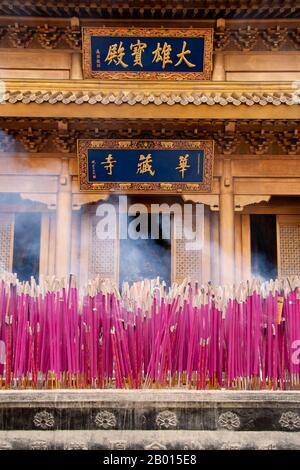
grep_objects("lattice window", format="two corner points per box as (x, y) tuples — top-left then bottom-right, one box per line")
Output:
(174, 237), (202, 283)
(279, 223), (300, 277)
(88, 210), (118, 281)
(173, 209), (203, 283)
(0, 213), (14, 272)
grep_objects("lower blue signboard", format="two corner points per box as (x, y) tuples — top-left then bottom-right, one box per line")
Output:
(78, 140), (214, 194)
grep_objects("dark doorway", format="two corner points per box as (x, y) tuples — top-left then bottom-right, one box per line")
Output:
(250, 214), (277, 280)
(12, 213), (41, 281)
(119, 213), (171, 286)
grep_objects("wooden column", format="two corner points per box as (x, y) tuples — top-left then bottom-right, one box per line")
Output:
(55, 158), (72, 278)
(212, 53), (225, 81)
(70, 52), (83, 79)
(212, 19), (226, 81)
(234, 213), (242, 282)
(202, 206), (211, 283)
(79, 206), (90, 287)
(241, 214), (251, 280)
(70, 210), (80, 280)
(48, 212), (56, 276)
(210, 211), (220, 285)
(39, 212), (50, 277)
(219, 159), (235, 284)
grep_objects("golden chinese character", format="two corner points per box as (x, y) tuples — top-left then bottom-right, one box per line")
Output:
(136, 154), (155, 176)
(176, 154), (190, 179)
(101, 154), (117, 176)
(175, 41), (196, 68)
(105, 42), (128, 68)
(130, 39), (147, 67)
(152, 42), (173, 69)
(96, 48), (101, 67)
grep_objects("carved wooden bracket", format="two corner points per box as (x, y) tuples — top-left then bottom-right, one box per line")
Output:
(182, 194), (219, 211)
(72, 193), (109, 210)
(20, 193), (57, 209)
(234, 195), (271, 211)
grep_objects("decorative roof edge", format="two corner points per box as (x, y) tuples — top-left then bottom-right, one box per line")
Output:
(0, 80), (298, 107)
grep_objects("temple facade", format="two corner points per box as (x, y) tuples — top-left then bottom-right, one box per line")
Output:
(0, 0), (299, 287)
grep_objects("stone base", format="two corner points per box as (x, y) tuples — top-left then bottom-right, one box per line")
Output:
(0, 430), (300, 450)
(0, 390), (300, 450)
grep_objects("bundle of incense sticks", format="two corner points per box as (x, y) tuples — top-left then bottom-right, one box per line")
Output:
(0, 272), (300, 390)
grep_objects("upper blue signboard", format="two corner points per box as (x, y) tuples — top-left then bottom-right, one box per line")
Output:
(82, 27), (213, 80)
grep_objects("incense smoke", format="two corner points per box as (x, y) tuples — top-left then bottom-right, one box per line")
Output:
(0, 129), (43, 281)
(0, 128), (286, 286)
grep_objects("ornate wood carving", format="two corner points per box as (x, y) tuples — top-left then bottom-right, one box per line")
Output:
(64, 25), (81, 50)
(182, 194), (219, 211)
(7, 23), (35, 47)
(72, 193), (109, 210)
(0, 21), (298, 52)
(245, 131), (273, 155)
(234, 195), (271, 211)
(36, 24), (62, 49)
(232, 26), (258, 51)
(278, 130), (300, 155)
(20, 193), (57, 209)
(17, 128), (49, 153)
(262, 26), (288, 51)
(213, 132), (240, 155)
(0, 1), (297, 20)
(0, 119), (299, 157)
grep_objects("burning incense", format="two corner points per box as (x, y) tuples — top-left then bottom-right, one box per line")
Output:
(0, 273), (300, 390)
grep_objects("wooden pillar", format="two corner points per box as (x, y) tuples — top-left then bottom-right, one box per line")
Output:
(210, 211), (220, 285)
(212, 53), (225, 81)
(55, 158), (72, 278)
(219, 159), (235, 284)
(48, 212), (56, 276)
(70, 52), (83, 79)
(69, 17), (83, 80)
(70, 210), (80, 280)
(79, 206), (90, 287)
(202, 206), (211, 283)
(241, 214), (251, 280)
(39, 212), (50, 277)
(234, 213), (242, 282)
(212, 19), (226, 81)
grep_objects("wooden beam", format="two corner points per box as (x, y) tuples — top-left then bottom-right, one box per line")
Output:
(234, 178), (300, 195)
(2, 102), (298, 120)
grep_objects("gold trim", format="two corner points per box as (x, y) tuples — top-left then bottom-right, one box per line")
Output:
(82, 27), (213, 81)
(77, 139), (214, 194)
(2, 79), (296, 94)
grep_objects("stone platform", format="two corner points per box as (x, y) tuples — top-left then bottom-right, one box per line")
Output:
(0, 389), (300, 450)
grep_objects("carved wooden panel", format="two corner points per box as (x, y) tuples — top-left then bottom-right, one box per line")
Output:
(0, 213), (14, 272)
(172, 212), (202, 283)
(277, 216), (300, 277)
(87, 205), (118, 282)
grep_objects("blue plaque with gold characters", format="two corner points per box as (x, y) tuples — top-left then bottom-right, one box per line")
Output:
(78, 140), (214, 194)
(82, 27), (213, 80)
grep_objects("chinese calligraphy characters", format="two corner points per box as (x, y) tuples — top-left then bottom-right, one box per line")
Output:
(101, 154), (117, 176)
(100, 152), (193, 179)
(175, 41), (196, 68)
(130, 39), (147, 67)
(152, 42), (173, 69)
(96, 49), (100, 68)
(100, 153), (157, 177)
(176, 154), (190, 179)
(105, 42), (128, 68)
(136, 154), (155, 176)
(83, 139), (210, 193)
(152, 41), (196, 69)
(98, 38), (196, 70)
